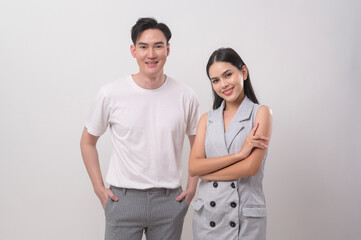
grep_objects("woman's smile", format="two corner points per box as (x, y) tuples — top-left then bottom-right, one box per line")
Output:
(222, 87), (234, 96)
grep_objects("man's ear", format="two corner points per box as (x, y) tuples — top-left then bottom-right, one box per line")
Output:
(130, 44), (136, 58)
(167, 43), (170, 56)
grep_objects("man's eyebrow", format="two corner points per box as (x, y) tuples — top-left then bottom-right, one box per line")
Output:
(137, 42), (148, 46)
(137, 41), (165, 46)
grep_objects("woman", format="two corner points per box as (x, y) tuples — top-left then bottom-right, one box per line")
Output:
(189, 48), (273, 240)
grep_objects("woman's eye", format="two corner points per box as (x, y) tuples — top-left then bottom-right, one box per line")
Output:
(212, 79), (219, 84)
(226, 73), (232, 78)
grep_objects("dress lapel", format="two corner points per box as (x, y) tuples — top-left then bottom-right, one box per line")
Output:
(208, 101), (229, 156)
(225, 97), (254, 150)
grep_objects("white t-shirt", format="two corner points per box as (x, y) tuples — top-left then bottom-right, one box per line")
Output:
(85, 75), (200, 189)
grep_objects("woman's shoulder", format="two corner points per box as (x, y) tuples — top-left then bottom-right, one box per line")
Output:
(256, 105), (273, 117)
(254, 105), (273, 131)
(194, 112), (209, 135)
(199, 112), (208, 124)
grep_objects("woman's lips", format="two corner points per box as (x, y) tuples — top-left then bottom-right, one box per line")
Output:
(223, 87), (233, 96)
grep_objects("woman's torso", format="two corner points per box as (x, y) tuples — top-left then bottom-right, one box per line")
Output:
(192, 97), (267, 240)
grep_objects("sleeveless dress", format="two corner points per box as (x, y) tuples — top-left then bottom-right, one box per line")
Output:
(192, 97), (268, 240)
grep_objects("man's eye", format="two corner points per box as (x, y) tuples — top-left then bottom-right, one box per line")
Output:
(155, 45), (163, 49)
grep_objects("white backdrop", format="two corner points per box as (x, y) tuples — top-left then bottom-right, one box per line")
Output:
(1, 0), (360, 239)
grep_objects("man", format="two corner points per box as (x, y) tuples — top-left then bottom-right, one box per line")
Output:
(80, 17), (200, 240)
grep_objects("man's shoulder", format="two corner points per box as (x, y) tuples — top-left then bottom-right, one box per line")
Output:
(100, 75), (130, 95)
(166, 76), (197, 98)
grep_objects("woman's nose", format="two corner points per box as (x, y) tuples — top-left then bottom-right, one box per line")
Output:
(220, 79), (229, 89)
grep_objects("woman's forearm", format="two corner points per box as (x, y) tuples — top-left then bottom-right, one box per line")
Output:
(200, 147), (267, 181)
(189, 152), (245, 177)
(200, 159), (252, 181)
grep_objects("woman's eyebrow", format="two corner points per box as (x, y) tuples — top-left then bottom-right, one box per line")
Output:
(221, 70), (232, 76)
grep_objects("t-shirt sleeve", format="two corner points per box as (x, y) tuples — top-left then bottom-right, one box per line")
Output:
(85, 87), (111, 136)
(186, 91), (201, 136)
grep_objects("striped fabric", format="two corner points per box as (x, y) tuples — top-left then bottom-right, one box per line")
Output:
(105, 186), (188, 240)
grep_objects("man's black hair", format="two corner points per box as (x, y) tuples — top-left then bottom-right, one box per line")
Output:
(131, 17), (172, 44)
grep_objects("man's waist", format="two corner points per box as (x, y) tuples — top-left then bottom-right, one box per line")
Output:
(109, 186), (182, 196)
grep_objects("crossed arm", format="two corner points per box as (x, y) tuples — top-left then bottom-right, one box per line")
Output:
(189, 106), (273, 181)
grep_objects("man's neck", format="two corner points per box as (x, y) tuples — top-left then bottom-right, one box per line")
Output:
(132, 72), (166, 90)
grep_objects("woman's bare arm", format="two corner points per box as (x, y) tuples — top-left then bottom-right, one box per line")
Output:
(189, 111), (269, 177)
(200, 106), (273, 181)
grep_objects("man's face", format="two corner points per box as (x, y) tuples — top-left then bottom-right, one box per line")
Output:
(131, 29), (170, 78)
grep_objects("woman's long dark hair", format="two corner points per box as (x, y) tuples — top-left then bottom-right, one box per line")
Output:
(206, 48), (259, 109)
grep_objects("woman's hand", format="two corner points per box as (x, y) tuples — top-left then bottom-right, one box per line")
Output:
(238, 122), (270, 160)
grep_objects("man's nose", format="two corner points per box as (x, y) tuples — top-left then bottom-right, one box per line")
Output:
(147, 47), (156, 58)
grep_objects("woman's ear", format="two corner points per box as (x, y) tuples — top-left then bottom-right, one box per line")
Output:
(242, 65), (248, 80)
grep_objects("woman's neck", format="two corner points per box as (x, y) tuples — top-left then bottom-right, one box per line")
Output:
(224, 92), (245, 112)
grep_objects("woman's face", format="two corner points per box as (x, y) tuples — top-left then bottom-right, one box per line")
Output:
(208, 61), (247, 103)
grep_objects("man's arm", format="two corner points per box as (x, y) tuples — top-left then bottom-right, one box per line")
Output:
(175, 135), (198, 204)
(80, 127), (118, 209)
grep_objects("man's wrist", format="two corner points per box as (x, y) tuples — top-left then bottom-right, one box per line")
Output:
(186, 183), (197, 194)
(93, 184), (106, 193)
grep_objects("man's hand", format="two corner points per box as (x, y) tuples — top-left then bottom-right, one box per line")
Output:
(176, 187), (196, 205)
(95, 186), (119, 209)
